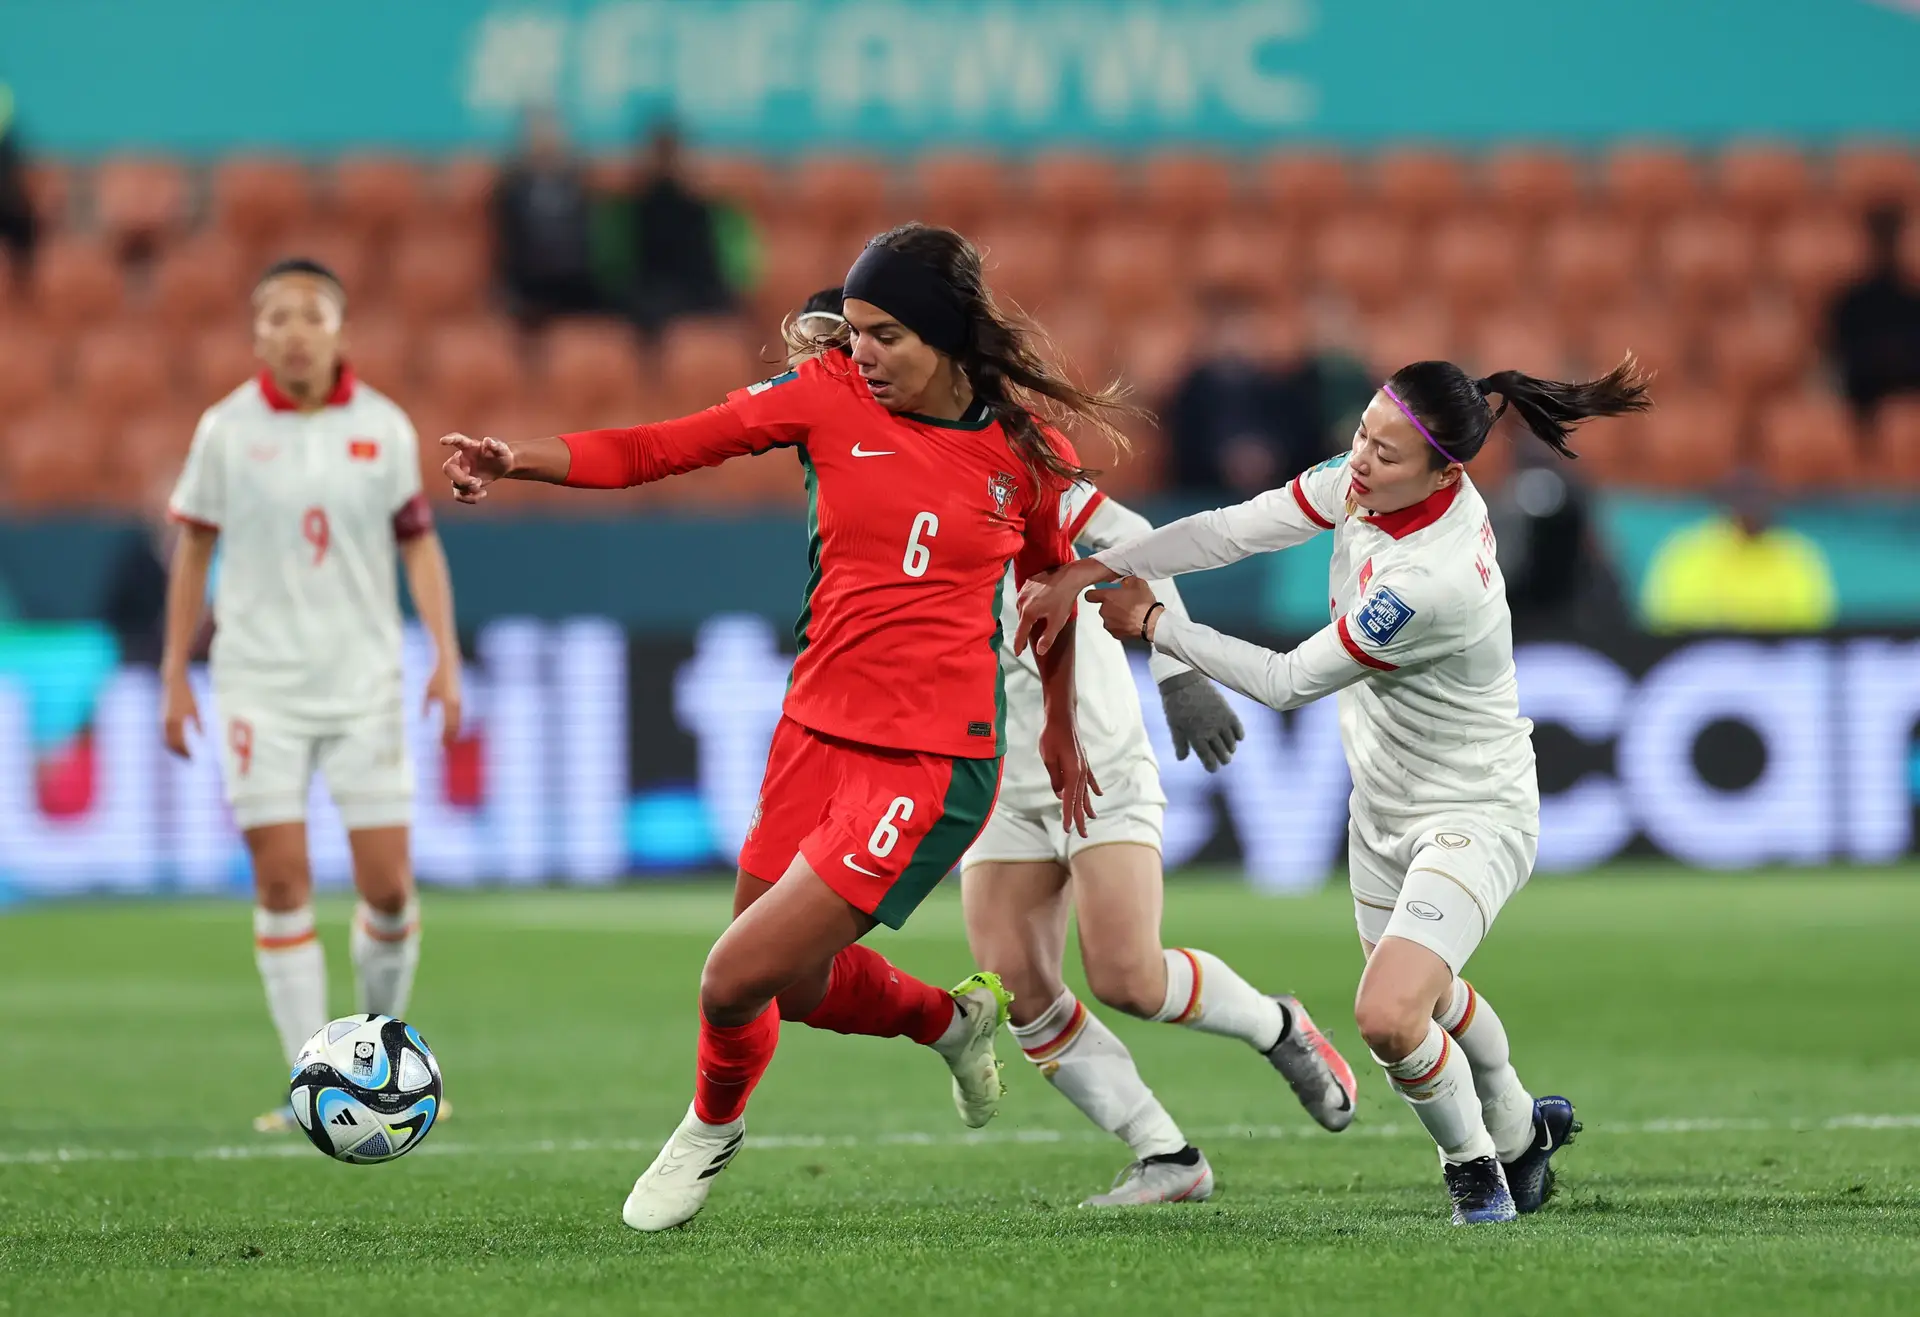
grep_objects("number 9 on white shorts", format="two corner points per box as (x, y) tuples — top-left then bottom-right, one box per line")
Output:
(215, 697), (414, 832)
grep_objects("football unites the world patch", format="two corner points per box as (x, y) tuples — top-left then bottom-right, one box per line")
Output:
(746, 369), (799, 396)
(1355, 586), (1416, 646)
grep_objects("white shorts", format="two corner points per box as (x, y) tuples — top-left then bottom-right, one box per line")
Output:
(214, 694), (414, 832)
(961, 757), (1163, 869)
(1348, 809), (1537, 973)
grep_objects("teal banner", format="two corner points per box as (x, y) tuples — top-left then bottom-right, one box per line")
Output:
(1, 1), (1916, 152)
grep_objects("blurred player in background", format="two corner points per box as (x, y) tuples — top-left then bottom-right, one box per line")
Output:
(962, 476), (1359, 1207)
(1023, 356), (1651, 1224)
(444, 223), (1108, 1232)
(160, 259), (462, 1133)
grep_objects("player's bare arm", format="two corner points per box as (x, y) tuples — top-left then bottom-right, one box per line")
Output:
(1032, 610), (1099, 837)
(159, 522), (217, 759)
(440, 433), (573, 502)
(1014, 557), (1117, 657)
(399, 532), (463, 744)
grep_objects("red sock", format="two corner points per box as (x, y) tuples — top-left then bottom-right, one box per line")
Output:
(693, 1002), (781, 1125)
(800, 945), (955, 1046)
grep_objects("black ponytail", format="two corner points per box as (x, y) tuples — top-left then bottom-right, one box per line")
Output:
(1386, 354), (1651, 467)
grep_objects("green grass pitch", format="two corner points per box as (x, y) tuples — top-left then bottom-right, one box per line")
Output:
(2, 867), (1917, 1316)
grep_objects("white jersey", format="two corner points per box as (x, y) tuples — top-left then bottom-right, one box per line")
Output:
(994, 483), (1191, 811)
(1095, 456), (1538, 828)
(169, 370), (426, 725)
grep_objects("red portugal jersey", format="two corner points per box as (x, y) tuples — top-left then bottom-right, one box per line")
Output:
(560, 354), (1076, 758)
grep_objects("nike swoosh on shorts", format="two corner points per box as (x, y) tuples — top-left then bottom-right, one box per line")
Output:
(842, 853), (885, 878)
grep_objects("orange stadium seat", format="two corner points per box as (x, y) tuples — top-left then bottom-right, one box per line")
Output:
(0, 326), (57, 416)
(750, 221), (846, 326)
(1, 405), (109, 510)
(1482, 147), (1585, 224)
(24, 161), (72, 232)
(1758, 393), (1860, 490)
(92, 156), (191, 255)
(1767, 210), (1871, 316)
(1313, 213), (1414, 312)
(1139, 153), (1239, 227)
(1252, 151), (1356, 223)
(331, 156), (426, 240)
(1116, 309), (1201, 403)
(584, 155), (636, 197)
(1706, 301), (1813, 404)
(1084, 222), (1180, 317)
(1358, 303), (1455, 380)
(433, 154), (498, 229)
(345, 314), (417, 398)
(1041, 298), (1117, 392)
(692, 156), (782, 223)
(71, 324), (175, 427)
(971, 221), (1071, 313)
(1656, 211), (1760, 311)
(789, 156), (891, 234)
(538, 319), (649, 429)
(1428, 216), (1526, 316)
(211, 157), (313, 249)
(1580, 304), (1691, 386)
(265, 228), (375, 300)
(1027, 153), (1126, 226)
(419, 318), (524, 420)
(29, 236), (123, 334)
(1561, 403), (1643, 487)
(151, 233), (250, 330)
(1871, 395), (1920, 488)
(185, 328), (258, 402)
(1601, 144), (1703, 223)
(388, 229), (488, 323)
(1372, 148), (1468, 222)
(1634, 390), (1740, 490)
(1465, 309), (1571, 380)
(1193, 217), (1300, 303)
(658, 318), (760, 414)
(1540, 215), (1638, 315)
(1715, 143), (1813, 222)
(1831, 143), (1920, 213)
(111, 407), (204, 509)
(911, 153), (1012, 231)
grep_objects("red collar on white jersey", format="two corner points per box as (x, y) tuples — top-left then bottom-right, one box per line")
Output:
(1363, 479), (1460, 540)
(258, 364), (356, 412)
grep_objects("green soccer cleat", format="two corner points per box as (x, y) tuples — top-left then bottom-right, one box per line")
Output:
(935, 971), (1014, 1128)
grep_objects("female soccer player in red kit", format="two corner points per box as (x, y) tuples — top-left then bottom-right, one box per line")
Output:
(442, 223), (1118, 1231)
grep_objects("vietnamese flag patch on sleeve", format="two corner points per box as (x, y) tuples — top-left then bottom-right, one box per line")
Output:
(349, 439), (380, 461)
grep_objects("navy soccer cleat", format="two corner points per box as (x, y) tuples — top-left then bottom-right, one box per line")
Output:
(1505, 1095), (1581, 1214)
(1443, 1155), (1518, 1225)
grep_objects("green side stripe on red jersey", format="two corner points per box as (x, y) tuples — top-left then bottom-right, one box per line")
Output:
(872, 753), (1001, 929)
(790, 448), (824, 667)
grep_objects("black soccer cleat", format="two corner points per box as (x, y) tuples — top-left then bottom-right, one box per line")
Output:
(1504, 1095), (1581, 1214)
(1443, 1154), (1517, 1225)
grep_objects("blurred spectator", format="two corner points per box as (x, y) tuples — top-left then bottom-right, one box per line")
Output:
(1481, 439), (1624, 627)
(102, 478), (180, 665)
(1640, 469), (1836, 633)
(1166, 292), (1361, 495)
(621, 121), (735, 333)
(0, 83), (37, 282)
(492, 108), (601, 326)
(1827, 205), (1920, 421)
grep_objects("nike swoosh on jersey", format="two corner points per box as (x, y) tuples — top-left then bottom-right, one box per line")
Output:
(850, 444), (894, 457)
(842, 853), (885, 878)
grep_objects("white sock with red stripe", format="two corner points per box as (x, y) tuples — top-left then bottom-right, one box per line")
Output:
(254, 905), (328, 1066)
(1152, 948), (1287, 1051)
(351, 898), (420, 1018)
(1377, 1020), (1496, 1163)
(1436, 979), (1535, 1162)
(1010, 989), (1187, 1159)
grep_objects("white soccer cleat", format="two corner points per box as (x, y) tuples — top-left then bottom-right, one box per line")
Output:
(621, 1104), (746, 1232)
(1080, 1149), (1216, 1207)
(934, 972), (1014, 1128)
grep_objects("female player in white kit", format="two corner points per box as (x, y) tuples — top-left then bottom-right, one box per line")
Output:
(1020, 355), (1650, 1224)
(160, 259), (463, 1132)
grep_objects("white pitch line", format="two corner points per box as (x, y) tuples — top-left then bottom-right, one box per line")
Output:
(1, 1114), (1916, 1168)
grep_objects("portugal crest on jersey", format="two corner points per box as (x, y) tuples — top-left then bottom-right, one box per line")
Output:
(988, 471), (1019, 521)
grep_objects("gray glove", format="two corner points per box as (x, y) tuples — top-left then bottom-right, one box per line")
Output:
(1157, 671), (1245, 772)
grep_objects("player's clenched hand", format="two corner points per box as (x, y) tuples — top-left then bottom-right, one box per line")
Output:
(161, 673), (200, 760)
(1040, 719), (1101, 838)
(1015, 558), (1114, 657)
(424, 661), (463, 747)
(1087, 576), (1159, 642)
(440, 433), (513, 503)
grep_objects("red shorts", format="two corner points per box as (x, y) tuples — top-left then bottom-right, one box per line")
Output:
(739, 716), (1003, 928)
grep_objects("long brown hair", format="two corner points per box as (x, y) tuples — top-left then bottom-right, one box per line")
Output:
(861, 223), (1143, 485)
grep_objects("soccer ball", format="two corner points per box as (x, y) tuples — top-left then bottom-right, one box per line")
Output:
(289, 1014), (443, 1164)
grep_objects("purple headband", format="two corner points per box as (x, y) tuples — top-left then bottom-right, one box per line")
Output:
(1381, 383), (1457, 464)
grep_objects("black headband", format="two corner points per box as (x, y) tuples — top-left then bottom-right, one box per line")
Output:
(843, 244), (969, 357)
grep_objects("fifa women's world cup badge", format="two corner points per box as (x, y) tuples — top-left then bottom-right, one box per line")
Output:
(987, 471), (1019, 522)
